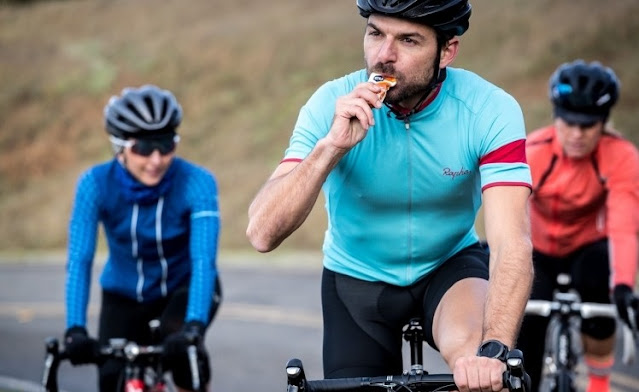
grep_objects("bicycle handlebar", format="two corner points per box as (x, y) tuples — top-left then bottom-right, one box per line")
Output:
(41, 336), (203, 392)
(297, 373), (456, 392)
(525, 298), (637, 365)
(525, 298), (618, 319)
(42, 338), (67, 392)
(286, 350), (531, 392)
(98, 337), (164, 360)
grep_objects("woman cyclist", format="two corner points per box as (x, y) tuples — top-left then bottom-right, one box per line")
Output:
(62, 85), (222, 392)
(519, 60), (639, 392)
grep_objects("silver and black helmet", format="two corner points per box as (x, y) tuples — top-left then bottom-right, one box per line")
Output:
(356, 0), (472, 36)
(104, 85), (182, 139)
(549, 60), (619, 124)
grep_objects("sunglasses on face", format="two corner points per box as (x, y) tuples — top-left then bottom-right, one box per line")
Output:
(110, 135), (180, 156)
(563, 120), (599, 130)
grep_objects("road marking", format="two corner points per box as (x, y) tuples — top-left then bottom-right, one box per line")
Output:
(0, 302), (98, 321)
(219, 303), (322, 328)
(0, 375), (69, 392)
(0, 301), (322, 328)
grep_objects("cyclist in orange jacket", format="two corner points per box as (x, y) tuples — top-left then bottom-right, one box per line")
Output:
(519, 60), (639, 392)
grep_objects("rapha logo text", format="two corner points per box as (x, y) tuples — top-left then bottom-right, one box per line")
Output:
(443, 167), (471, 179)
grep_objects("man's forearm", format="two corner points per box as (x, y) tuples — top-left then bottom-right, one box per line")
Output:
(483, 238), (533, 346)
(247, 138), (346, 252)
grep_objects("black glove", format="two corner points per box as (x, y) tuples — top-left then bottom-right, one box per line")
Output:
(163, 320), (207, 367)
(613, 284), (639, 329)
(163, 321), (210, 390)
(64, 326), (101, 365)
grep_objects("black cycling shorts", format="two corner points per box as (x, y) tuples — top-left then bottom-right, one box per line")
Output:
(517, 239), (614, 391)
(321, 243), (489, 378)
(97, 279), (222, 392)
(528, 239), (614, 337)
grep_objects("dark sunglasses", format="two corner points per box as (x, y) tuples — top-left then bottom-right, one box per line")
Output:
(111, 135), (180, 156)
(563, 119), (598, 130)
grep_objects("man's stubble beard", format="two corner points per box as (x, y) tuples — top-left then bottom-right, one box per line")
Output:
(366, 46), (441, 106)
(369, 65), (437, 106)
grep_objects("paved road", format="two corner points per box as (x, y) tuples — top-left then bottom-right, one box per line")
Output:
(0, 254), (637, 391)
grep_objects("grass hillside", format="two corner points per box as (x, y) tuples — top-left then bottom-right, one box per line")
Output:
(1, 0), (638, 253)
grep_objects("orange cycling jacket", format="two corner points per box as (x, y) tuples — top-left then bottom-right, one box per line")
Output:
(526, 125), (639, 287)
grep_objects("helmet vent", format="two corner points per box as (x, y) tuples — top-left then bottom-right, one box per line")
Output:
(160, 98), (169, 122)
(115, 114), (138, 131)
(127, 102), (147, 122)
(143, 97), (155, 120)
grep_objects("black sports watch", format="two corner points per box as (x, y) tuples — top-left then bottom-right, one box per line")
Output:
(476, 340), (509, 362)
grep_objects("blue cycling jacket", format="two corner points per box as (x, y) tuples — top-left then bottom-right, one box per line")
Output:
(65, 157), (220, 328)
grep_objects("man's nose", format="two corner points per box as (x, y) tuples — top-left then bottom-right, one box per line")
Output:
(377, 38), (397, 63)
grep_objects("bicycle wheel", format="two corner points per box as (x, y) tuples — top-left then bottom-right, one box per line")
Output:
(538, 317), (561, 392)
(538, 372), (575, 392)
(538, 373), (556, 392)
(159, 372), (178, 392)
(556, 371), (576, 392)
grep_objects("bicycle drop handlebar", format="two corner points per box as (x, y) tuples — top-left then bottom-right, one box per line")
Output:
(42, 337), (66, 392)
(41, 336), (203, 392)
(526, 294), (618, 319)
(286, 349), (531, 392)
(526, 295), (637, 365)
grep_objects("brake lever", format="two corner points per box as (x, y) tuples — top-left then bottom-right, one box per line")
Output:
(42, 337), (63, 392)
(503, 349), (531, 392)
(286, 358), (307, 392)
(184, 331), (202, 392)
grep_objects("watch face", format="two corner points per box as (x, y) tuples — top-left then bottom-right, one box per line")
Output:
(478, 340), (508, 360)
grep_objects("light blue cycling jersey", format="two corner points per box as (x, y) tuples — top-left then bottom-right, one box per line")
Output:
(284, 67), (531, 286)
(66, 157), (220, 328)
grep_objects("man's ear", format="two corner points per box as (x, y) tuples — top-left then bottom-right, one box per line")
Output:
(439, 37), (460, 69)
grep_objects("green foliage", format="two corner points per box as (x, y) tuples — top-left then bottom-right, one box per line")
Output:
(56, 40), (117, 95)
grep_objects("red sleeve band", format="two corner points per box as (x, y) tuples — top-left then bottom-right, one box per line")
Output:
(480, 139), (527, 165)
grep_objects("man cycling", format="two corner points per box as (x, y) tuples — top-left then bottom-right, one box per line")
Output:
(63, 85), (222, 392)
(519, 60), (639, 392)
(247, 1), (533, 391)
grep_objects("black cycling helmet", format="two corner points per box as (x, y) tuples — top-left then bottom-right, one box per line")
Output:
(357, 0), (472, 36)
(549, 60), (620, 125)
(104, 85), (183, 139)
